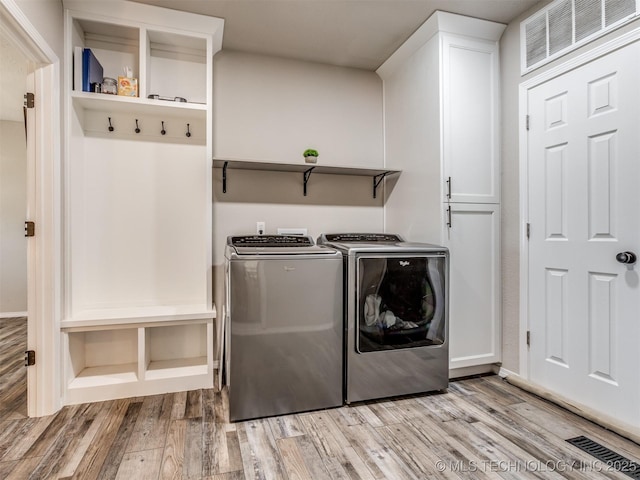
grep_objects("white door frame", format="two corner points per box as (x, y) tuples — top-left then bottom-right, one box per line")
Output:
(0, 0), (61, 416)
(518, 23), (640, 379)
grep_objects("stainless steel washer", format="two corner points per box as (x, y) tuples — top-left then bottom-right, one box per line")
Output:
(318, 233), (449, 403)
(225, 235), (343, 421)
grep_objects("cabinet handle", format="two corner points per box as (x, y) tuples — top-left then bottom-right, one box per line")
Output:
(446, 176), (452, 199)
(446, 206), (452, 228)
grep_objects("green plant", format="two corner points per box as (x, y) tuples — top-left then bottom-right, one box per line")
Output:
(303, 148), (319, 157)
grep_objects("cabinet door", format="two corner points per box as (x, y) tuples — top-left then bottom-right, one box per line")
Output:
(442, 34), (500, 204)
(444, 203), (500, 369)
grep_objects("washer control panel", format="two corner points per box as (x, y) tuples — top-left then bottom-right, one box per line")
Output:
(229, 235), (313, 248)
(322, 233), (402, 243)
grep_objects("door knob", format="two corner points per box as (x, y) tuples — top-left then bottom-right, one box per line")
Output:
(616, 251), (637, 264)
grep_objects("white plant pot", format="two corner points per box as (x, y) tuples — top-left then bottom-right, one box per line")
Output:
(305, 155), (318, 164)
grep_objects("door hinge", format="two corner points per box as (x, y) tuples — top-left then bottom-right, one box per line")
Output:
(25, 350), (35, 366)
(24, 92), (34, 109)
(25, 221), (35, 237)
(526, 223), (530, 239)
(526, 115), (530, 131)
(526, 331), (531, 347)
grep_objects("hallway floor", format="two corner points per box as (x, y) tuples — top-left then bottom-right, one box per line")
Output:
(0, 317), (27, 421)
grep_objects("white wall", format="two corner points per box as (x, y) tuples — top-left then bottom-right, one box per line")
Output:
(0, 33), (29, 315)
(213, 51), (383, 166)
(0, 121), (27, 314)
(14, 0), (64, 57)
(500, 2), (640, 374)
(212, 51), (385, 305)
(381, 37), (443, 244)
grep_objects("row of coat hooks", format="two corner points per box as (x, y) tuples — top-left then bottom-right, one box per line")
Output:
(106, 117), (192, 137)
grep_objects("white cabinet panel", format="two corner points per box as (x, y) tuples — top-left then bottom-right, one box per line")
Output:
(442, 35), (500, 204)
(445, 204), (501, 369)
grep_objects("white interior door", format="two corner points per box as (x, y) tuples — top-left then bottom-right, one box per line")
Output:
(527, 42), (640, 426)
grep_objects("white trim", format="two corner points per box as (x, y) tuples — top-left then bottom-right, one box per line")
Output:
(0, 0), (57, 64)
(0, 312), (28, 318)
(32, 63), (62, 417)
(518, 23), (640, 386)
(1, 0), (61, 417)
(377, 11), (505, 79)
(497, 366), (518, 378)
(449, 363), (498, 379)
(518, 84), (530, 379)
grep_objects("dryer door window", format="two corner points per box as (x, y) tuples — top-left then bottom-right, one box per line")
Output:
(356, 255), (446, 353)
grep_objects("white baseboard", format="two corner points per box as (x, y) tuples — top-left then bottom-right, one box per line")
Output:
(0, 311), (28, 319)
(497, 366), (519, 378)
(449, 364), (497, 379)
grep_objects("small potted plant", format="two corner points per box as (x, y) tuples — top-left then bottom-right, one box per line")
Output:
(303, 148), (319, 164)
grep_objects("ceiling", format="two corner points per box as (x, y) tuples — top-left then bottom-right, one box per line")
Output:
(130, 0), (541, 70)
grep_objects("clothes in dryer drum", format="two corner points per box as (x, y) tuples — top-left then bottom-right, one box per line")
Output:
(357, 255), (446, 353)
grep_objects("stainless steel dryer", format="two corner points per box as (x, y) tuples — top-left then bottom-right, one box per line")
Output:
(318, 233), (449, 403)
(225, 235), (343, 421)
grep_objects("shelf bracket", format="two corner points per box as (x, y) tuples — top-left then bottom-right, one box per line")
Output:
(373, 171), (391, 199)
(222, 161), (228, 193)
(303, 167), (315, 196)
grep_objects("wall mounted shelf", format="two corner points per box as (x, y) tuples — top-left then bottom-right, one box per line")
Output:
(71, 91), (207, 119)
(212, 158), (401, 198)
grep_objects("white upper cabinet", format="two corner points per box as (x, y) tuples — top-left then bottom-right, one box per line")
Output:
(441, 34), (501, 204)
(378, 11), (505, 207)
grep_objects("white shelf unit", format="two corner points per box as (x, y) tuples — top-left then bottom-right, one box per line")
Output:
(144, 323), (209, 380)
(64, 318), (214, 404)
(67, 328), (139, 389)
(62, 0), (223, 404)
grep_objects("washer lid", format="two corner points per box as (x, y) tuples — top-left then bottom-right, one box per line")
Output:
(227, 234), (338, 255)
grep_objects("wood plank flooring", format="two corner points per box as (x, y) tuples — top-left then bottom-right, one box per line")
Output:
(0, 317), (27, 421)
(1, 317), (639, 479)
(0, 380), (637, 478)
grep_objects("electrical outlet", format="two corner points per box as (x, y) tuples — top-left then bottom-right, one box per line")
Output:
(256, 221), (266, 235)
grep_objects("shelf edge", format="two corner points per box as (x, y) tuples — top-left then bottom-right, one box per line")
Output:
(212, 158), (401, 177)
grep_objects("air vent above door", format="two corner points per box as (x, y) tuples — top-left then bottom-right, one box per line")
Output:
(521, 0), (638, 73)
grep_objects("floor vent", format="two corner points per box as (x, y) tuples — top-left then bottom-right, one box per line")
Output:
(566, 436), (640, 479)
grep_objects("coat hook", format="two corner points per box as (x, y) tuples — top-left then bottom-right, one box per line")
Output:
(108, 117), (114, 132)
(135, 119), (140, 134)
(161, 121), (166, 135)
(185, 123), (191, 138)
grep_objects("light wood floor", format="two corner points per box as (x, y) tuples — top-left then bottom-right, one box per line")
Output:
(1, 318), (639, 479)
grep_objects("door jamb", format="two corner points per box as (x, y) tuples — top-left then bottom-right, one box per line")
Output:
(0, 0), (61, 416)
(518, 22), (640, 381)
